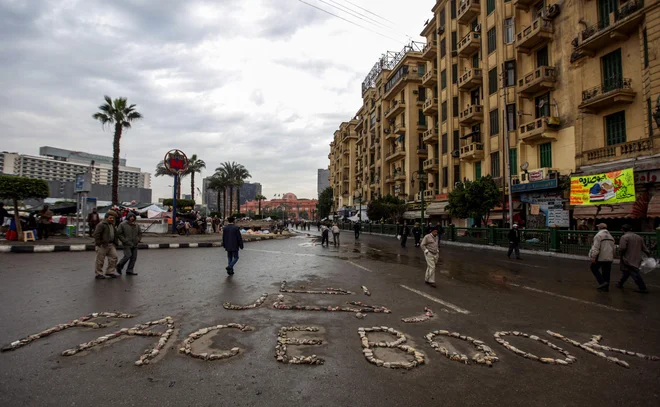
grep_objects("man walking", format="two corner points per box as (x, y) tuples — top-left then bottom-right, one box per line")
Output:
(507, 224), (522, 260)
(617, 224), (650, 293)
(87, 208), (100, 237)
(421, 228), (439, 288)
(332, 223), (340, 246)
(37, 205), (53, 240)
(321, 224), (330, 247)
(93, 211), (120, 279)
(116, 213), (142, 276)
(354, 222), (360, 240)
(222, 216), (244, 275)
(412, 222), (422, 247)
(588, 223), (615, 291)
(400, 221), (410, 248)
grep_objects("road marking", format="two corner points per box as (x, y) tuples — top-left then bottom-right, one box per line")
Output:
(244, 248), (315, 257)
(501, 260), (546, 268)
(400, 285), (470, 314)
(347, 261), (372, 272)
(509, 284), (627, 312)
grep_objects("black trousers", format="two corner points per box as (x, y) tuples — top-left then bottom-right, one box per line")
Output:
(38, 223), (49, 240)
(507, 242), (520, 258)
(619, 265), (647, 290)
(401, 234), (408, 247)
(591, 261), (612, 286)
(321, 233), (329, 246)
(355, 230), (360, 239)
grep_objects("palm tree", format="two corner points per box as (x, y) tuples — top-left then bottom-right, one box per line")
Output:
(185, 154), (206, 201)
(208, 172), (231, 218)
(155, 162), (186, 199)
(254, 194), (267, 216)
(216, 162), (251, 216)
(233, 166), (252, 214)
(92, 96), (142, 204)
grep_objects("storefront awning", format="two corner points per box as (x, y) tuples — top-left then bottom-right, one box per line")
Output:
(488, 211), (520, 220)
(425, 202), (449, 215)
(573, 204), (635, 219)
(403, 211), (430, 220)
(646, 193), (660, 218)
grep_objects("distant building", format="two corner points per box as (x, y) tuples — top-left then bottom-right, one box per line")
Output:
(46, 180), (152, 203)
(239, 182), (262, 204)
(182, 194), (192, 200)
(241, 192), (318, 220)
(317, 169), (330, 198)
(39, 146), (126, 166)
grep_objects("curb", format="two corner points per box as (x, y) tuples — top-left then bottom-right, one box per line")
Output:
(0, 235), (290, 254)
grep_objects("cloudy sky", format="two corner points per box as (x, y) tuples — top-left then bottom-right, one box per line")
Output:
(1, 0), (431, 201)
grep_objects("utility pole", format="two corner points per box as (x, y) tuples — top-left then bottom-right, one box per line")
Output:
(501, 63), (514, 227)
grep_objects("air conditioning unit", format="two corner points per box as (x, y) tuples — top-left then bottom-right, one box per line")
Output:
(546, 116), (561, 127)
(413, 90), (419, 94)
(545, 4), (561, 19)
(438, 25), (445, 34)
(451, 150), (460, 157)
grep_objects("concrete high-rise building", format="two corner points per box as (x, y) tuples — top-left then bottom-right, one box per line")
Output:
(329, 0), (660, 225)
(317, 169), (330, 197)
(239, 182), (262, 205)
(39, 146), (126, 166)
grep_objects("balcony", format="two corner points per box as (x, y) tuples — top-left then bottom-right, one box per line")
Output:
(519, 117), (558, 144)
(394, 171), (407, 182)
(424, 189), (436, 199)
(384, 127), (396, 140)
(422, 40), (437, 60)
(517, 66), (556, 99)
(422, 69), (438, 87)
(417, 120), (428, 131)
(457, 0), (481, 24)
(386, 146), (406, 162)
(423, 97), (439, 114)
(423, 127), (439, 143)
(457, 32), (481, 57)
(394, 122), (407, 135)
(516, 18), (553, 54)
(417, 147), (428, 156)
(583, 138), (654, 165)
(457, 68), (483, 92)
(460, 142), (484, 161)
(576, 0), (645, 56)
(458, 105), (484, 127)
(579, 77), (635, 114)
(384, 100), (406, 120)
(385, 174), (395, 184)
(343, 147), (349, 155)
(423, 158), (440, 172)
(513, 0), (537, 11)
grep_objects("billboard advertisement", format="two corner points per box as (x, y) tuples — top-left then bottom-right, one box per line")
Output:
(570, 168), (635, 206)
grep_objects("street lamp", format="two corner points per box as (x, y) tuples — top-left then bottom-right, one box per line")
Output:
(356, 192), (363, 221)
(410, 169), (426, 236)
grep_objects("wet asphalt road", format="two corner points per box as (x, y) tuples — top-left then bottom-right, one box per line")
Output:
(1, 231), (659, 407)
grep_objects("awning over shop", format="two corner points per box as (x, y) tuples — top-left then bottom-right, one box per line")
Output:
(403, 211), (429, 220)
(488, 211), (520, 220)
(425, 202), (449, 215)
(572, 204), (635, 219)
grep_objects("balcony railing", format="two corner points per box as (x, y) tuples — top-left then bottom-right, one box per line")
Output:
(516, 18), (553, 54)
(394, 170), (407, 181)
(579, 76), (635, 113)
(577, 0), (645, 54)
(519, 117), (558, 144)
(423, 97), (439, 114)
(423, 127), (439, 143)
(457, 32), (481, 57)
(394, 122), (407, 135)
(385, 100), (406, 119)
(584, 138), (654, 165)
(386, 146), (406, 161)
(422, 40), (438, 59)
(457, 0), (481, 25)
(422, 69), (438, 87)
(458, 105), (484, 126)
(517, 66), (556, 98)
(424, 189), (436, 199)
(423, 158), (440, 172)
(417, 146), (428, 155)
(460, 142), (484, 161)
(457, 68), (483, 91)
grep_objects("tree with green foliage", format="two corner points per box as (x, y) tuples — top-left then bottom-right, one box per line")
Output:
(207, 172), (231, 218)
(317, 187), (333, 219)
(92, 96), (142, 205)
(446, 175), (501, 226)
(215, 161), (251, 215)
(184, 154), (206, 201)
(254, 194), (267, 216)
(0, 175), (49, 236)
(162, 198), (195, 209)
(366, 194), (406, 223)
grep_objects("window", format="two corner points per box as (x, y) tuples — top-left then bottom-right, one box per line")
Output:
(442, 133), (448, 153)
(598, 0), (615, 28)
(487, 0), (496, 14)
(452, 63), (458, 84)
(506, 104), (517, 131)
(453, 97), (459, 117)
(509, 148), (518, 176)
(454, 164), (460, 184)
(472, 53), (480, 69)
(442, 101), (448, 122)
(535, 93), (550, 118)
(643, 29), (649, 68)
(601, 49), (623, 92)
(504, 18), (514, 44)
(532, 0), (546, 20)
(451, 31), (457, 52)
(649, 98), (654, 137)
(487, 27), (497, 54)
(491, 152), (500, 178)
(605, 111), (626, 146)
(470, 88), (480, 105)
(443, 167), (449, 188)
(539, 143), (552, 168)
(418, 109), (426, 126)
(475, 162), (482, 179)
(488, 67), (498, 95)
(418, 86), (426, 101)
(536, 46), (549, 67)
(440, 37), (446, 57)
(418, 64), (426, 77)
(441, 69), (447, 89)
(440, 8), (446, 24)
(489, 109), (499, 136)
(453, 130), (459, 152)
(504, 61), (516, 87)
(451, 0), (457, 18)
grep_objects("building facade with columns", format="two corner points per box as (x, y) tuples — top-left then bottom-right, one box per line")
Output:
(241, 192), (319, 220)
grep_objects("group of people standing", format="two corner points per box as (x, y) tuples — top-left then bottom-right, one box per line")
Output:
(92, 210), (142, 279)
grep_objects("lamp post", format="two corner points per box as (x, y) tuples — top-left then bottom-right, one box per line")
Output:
(411, 169), (426, 236)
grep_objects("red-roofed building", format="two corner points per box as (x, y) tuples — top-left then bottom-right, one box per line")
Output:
(241, 192), (319, 220)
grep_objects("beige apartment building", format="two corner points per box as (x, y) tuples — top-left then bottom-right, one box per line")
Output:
(330, 0), (660, 226)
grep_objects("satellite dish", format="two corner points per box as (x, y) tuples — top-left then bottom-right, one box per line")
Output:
(521, 162), (529, 171)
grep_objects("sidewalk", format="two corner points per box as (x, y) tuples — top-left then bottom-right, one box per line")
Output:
(0, 232), (291, 254)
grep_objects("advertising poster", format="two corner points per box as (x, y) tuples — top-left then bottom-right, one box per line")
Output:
(570, 169), (635, 206)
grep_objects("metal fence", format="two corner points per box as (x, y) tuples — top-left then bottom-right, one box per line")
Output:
(338, 223), (660, 258)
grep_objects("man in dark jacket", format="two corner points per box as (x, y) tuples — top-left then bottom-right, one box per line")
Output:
(400, 221), (410, 248)
(507, 223), (522, 260)
(222, 216), (244, 275)
(354, 222), (360, 239)
(93, 211), (119, 279)
(116, 213), (143, 276)
(87, 208), (100, 237)
(412, 223), (422, 247)
(617, 224), (650, 293)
